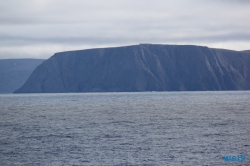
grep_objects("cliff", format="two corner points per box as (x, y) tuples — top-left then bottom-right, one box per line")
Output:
(0, 59), (44, 93)
(14, 44), (250, 93)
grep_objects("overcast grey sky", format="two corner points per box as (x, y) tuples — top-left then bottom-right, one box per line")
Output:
(1, 0), (250, 59)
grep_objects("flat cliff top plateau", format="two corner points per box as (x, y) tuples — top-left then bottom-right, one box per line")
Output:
(14, 44), (250, 93)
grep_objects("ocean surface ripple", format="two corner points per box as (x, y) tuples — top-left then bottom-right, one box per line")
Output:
(0, 91), (250, 165)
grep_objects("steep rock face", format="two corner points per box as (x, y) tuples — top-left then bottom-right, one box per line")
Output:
(0, 59), (44, 93)
(242, 50), (250, 54)
(14, 44), (250, 93)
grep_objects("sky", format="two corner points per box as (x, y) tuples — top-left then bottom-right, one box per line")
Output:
(1, 0), (250, 59)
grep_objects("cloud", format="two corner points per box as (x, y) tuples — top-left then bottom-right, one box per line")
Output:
(0, 0), (250, 59)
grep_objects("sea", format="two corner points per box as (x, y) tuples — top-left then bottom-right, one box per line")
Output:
(0, 91), (249, 166)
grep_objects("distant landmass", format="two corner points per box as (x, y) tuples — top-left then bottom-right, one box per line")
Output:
(0, 59), (44, 93)
(14, 44), (250, 93)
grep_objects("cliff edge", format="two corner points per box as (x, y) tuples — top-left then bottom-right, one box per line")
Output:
(14, 44), (250, 93)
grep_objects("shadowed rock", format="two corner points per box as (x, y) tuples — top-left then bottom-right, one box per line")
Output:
(242, 50), (250, 54)
(14, 44), (250, 93)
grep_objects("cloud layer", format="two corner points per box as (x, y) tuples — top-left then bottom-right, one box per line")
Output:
(1, 0), (250, 59)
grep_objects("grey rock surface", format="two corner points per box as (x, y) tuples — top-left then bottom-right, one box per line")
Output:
(14, 44), (250, 93)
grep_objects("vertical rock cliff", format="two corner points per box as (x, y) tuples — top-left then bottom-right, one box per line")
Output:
(14, 44), (250, 93)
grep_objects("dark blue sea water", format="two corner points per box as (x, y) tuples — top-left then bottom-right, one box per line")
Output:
(0, 91), (249, 165)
